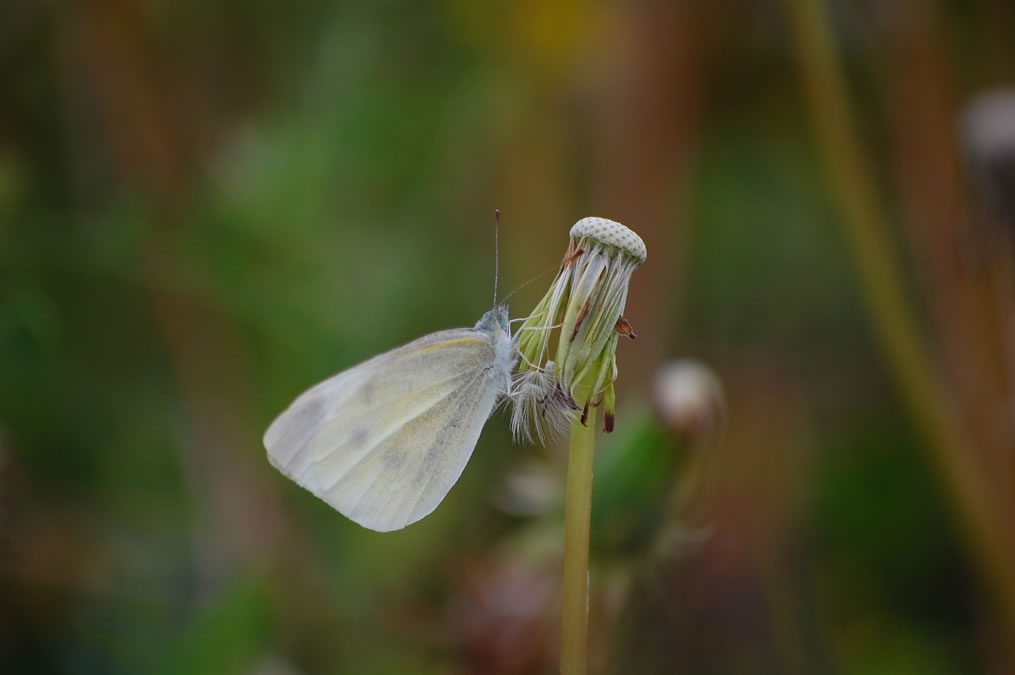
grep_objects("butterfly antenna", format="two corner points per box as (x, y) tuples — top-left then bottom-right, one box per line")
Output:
(493, 209), (501, 307)
(502, 261), (559, 303)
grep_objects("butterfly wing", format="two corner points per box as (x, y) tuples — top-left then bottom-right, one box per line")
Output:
(264, 327), (508, 532)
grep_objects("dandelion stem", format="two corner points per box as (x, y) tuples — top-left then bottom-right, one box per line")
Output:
(561, 407), (597, 675)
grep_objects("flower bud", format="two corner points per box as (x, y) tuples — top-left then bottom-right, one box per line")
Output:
(652, 360), (725, 443)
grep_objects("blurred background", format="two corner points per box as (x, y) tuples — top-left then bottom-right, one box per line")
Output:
(3, 0), (1015, 673)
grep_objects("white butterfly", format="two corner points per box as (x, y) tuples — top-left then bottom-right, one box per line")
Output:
(264, 306), (516, 532)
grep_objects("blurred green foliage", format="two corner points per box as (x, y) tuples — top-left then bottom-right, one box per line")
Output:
(3, 0), (1015, 673)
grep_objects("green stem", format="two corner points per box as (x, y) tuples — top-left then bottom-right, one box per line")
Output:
(561, 407), (597, 675)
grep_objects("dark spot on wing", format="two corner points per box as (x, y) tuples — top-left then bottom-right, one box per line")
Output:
(381, 445), (406, 474)
(361, 378), (376, 406)
(349, 427), (368, 448)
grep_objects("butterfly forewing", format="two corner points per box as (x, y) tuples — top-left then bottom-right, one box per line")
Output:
(264, 326), (508, 531)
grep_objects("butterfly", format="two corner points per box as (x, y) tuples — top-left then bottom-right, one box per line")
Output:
(264, 306), (516, 532)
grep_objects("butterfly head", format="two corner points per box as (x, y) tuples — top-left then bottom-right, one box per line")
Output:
(475, 305), (511, 338)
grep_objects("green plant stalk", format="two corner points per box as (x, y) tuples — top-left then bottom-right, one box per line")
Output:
(784, 0), (1015, 633)
(561, 407), (597, 675)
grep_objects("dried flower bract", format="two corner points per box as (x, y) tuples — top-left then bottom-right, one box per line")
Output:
(512, 217), (646, 439)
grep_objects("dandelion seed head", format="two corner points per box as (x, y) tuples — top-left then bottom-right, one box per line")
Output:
(570, 217), (646, 264)
(512, 217), (645, 440)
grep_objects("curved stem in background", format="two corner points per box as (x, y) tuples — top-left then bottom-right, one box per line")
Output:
(561, 408), (598, 675)
(783, 0), (1015, 637)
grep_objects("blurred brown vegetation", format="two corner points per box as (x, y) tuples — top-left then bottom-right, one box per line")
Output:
(2, 0), (1015, 673)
